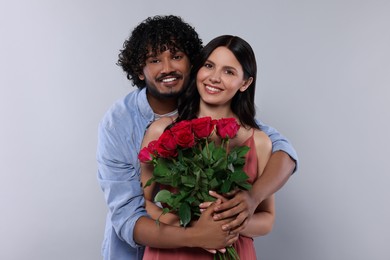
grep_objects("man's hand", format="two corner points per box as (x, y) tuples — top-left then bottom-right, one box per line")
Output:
(191, 199), (238, 251)
(205, 190), (258, 234)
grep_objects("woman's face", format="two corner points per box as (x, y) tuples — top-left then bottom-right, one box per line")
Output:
(196, 46), (252, 107)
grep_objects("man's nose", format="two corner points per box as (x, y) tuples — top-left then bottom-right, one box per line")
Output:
(161, 59), (174, 74)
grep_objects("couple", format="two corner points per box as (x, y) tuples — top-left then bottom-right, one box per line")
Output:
(97, 15), (298, 260)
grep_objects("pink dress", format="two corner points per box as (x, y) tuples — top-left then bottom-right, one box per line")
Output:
(143, 132), (258, 260)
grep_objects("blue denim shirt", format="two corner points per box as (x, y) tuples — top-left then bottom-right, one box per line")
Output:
(97, 87), (298, 260)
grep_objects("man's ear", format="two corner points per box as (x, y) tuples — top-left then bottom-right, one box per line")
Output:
(139, 74), (145, 80)
(239, 77), (253, 92)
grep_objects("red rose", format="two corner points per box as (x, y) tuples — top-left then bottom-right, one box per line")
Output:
(170, 120), (195, 148)
(170, 120), (192, 133)
(138, 147), (153, 163)
(191, 117), (215, 139)
(215, 118), (240, 139)
(138, 140), (158, 163)
(147, 140), (158, 152)
(155, 130), (177, 158)
(174, 129), (195, 148)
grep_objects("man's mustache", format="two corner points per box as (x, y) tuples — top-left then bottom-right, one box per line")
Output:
(156, 72), (183, 81)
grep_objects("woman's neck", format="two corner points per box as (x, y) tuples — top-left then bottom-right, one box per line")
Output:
(197, 102), (236, 120)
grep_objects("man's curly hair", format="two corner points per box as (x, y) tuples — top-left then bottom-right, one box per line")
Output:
(117, 15), (203, 88)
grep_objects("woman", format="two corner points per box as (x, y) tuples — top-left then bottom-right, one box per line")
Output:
(140, 35), (275, 259)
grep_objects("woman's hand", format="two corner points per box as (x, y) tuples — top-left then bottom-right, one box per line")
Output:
(197, 198), (236, 254)
(192, 199), (238, 251)
(199, 191), (228, 212)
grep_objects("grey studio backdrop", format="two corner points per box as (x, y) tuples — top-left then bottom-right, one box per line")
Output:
(1, 1), (389, 259)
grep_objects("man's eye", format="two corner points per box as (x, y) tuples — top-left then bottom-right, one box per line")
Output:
(173, 55), (182, 60)
(225, 70), (234, 75)
(150, 59), (159, 63)
(204, 63), (213, 69)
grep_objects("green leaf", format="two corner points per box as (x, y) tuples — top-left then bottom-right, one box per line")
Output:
(144, 177), (155, 188)
(230, 171), (249, 182)
(234, 157), (246, 165)
(154, 190), (172, 203)
(181, 175), (195, 188)
(227, 163), (235, 172)
(208, 141), (216, 151)
(201, 192), (215, 202)
(212, 146), (226, 160)
(155, 207), (171, 226)
(179, 202), (191, 227)
(232, 145), (250, 157)
(220, 180), (232, 193)
(186, 196), (196, 205)
(213, 157), (227, 171)
(238, 182), (252, 191)
(161, 207), (170, 215)
(154, 161), (172, 177)
(208, 178), (219, 190)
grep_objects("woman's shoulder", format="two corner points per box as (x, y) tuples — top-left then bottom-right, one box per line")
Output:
(150, 117), (174, 130)
(253, 128), (272, 150)
(145, 117), (174, 140)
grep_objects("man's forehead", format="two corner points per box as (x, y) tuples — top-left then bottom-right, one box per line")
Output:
(146, 44), (185, 57)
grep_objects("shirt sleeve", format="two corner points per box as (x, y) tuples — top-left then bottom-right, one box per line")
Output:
(257, 119), (299, 172)
(97, 121), (148, 248)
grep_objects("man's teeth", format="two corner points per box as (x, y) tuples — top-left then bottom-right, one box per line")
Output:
(162, 78), (176, 82)
(206, 85), (221, 92)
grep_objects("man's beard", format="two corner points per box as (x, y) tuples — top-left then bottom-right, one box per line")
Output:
(145, 73), (188, 99)
(146, 84), (184, 99)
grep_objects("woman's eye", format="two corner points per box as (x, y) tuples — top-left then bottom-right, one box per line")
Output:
(204, 63), (213, 69)
(225, 70), (234, 75)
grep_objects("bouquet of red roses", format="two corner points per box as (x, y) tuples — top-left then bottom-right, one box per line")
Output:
(139, 117), (251, 259)
(139, 117), (251, 227)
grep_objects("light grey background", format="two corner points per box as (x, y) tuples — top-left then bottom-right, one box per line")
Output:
(1, 0), (389, 259)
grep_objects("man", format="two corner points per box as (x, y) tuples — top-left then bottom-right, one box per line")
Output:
(97, 15), (298, 260)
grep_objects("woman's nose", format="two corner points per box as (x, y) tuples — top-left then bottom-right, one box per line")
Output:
(209, 70), (221, 83)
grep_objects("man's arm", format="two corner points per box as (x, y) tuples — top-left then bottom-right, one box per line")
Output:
(259, 120), (298, 172)
(250, 151), (295, 203)
(97, 122), (148, 248)
(251, 121), (298, 201)
(211, 122), (297, 230)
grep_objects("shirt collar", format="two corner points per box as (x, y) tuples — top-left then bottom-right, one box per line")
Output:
(136, 86), (178, 123)
(154, 109), (178, 120)
(136, 87), (154, 123)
